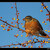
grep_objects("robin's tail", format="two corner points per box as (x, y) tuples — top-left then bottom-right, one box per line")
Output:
(39, 30), (49, 37)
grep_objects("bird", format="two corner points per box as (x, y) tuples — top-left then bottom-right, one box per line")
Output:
(23, 16), (49, 37)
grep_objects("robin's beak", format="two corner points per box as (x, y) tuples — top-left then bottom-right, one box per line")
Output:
(23, 18), (25, 21)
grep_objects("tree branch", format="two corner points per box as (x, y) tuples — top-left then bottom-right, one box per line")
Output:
(0, 38), (50, 48)
(41, 2), (49, 13)
(41, 2), (50, 22)
(0, 19), (25, 32)
(15, 2), (19, 28)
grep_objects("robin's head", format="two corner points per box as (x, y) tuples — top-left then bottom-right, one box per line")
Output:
(23, 16), (33, 22)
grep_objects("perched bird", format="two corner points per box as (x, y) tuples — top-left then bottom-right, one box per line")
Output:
(23, 16), (49, 37)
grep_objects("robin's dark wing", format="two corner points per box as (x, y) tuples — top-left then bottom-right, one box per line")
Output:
(33, 18), (43, 30)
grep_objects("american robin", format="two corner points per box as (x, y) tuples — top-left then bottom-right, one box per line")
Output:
(23, 16), (49, 37)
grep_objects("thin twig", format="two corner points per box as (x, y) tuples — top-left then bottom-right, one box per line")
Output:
(41, 2), (49, 13)
(15, 2), (19, 28)
(41, 2), (50, 22)
(0, 19), (25, 32)
(0, 39), (50, 48)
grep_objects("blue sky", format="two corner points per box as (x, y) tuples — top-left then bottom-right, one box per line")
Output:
(0, 2), (50, 48)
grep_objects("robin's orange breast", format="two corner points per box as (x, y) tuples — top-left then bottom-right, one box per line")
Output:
(25, 20), (40, 30)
